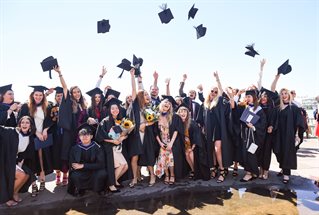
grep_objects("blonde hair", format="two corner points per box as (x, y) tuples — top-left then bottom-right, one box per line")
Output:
(204, 94), (219, 110)
(177, 106), (191, 131)
(279, 88), (292, 110)
(159, 99), (173, 124)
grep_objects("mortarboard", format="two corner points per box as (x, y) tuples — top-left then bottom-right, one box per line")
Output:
(245, 44), (259, 57)
(277, 59), (292, 75)
(77, 122), (96, 135)
(40, 56), (58, 79)
(97, 19), (110, 33)
(194, 24), (207, 39)
(55, 86), (63, 94)
(29, 85), (49, 93)
(245, 89), (257, 96)
(175, 103), (190, 112)
(133, 54), (143, 77)
(86, 87), (104, 97)
(0, 84), (12, 95)
(161, 95), (177, 107)
(104, 97), (122, 109)
(188, 4), (198, 20)
(117, 58), (133, 78)
(105, 89), (120, 99)
(158, 3), (174, 24)
(259, 87), (278, 100)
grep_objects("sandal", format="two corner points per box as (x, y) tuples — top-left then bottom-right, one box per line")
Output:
(149, 175), (156, 187)
(13, 194), (22, 202)
(169, 176), (175, 185)
(217, 169), (226, 183)
(31, 184), (38, 197)
(39, 181), (45, 191)
(211, 168), (217, 179)
(189, 171), (195, 179)
(283, 176), (290, 184)
(6, 200), (18, 207)
(62, 175), (68, 186)
(164, 176), (169, 185)
(262, 170), (269, 180)
(232, 168), (238, 177)
(56, 174), (61, 186)
(129, 179), (137, 188)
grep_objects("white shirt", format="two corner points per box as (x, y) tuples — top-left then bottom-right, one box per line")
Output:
(17, 130), (30, 153)
(34, 106), (45, 132)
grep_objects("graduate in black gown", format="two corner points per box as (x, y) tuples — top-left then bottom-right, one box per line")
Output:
(86, 87), (107, 128)
(155, 97), (187, 184)
(0, 84), (20, 127)
(0, 116), (36, 206)
(127, 69), (157, 187)
(18, 85), (54, 195)
(237, 89), (266, 182)
(68, 123), (107, 196)
(176, 103), (210, 180)
(53, 66), (88, 186)
(95, 98), (129, 193)
(273, 88), (304, 184)
(48, 87), (69, 186)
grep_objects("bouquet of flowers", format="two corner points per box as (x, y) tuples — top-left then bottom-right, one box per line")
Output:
(108, 118), (135, 140)
(144, 105), (159, 123)
(120, 118), (135, 136)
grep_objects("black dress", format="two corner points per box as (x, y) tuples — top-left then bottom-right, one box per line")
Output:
(274, 104), (304, 170)
(68, 141), (107, 195)
(0, 126), (36, 204)
(18, 103), (54, 175)
(0, 103), (17, 127)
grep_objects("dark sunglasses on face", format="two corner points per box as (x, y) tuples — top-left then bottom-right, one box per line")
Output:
(211, 90), (218, 94)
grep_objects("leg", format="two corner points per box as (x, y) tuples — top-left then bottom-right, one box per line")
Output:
(164, 168), (169, 185)
(215, 140), (225, 182)
(232, 162), (239, 177)
(38, 149), (46, 191)
(282, 168), (291, 184)
(55, 170), (61, 185)
(147, 166), (156, 186)
(168, 166), (175, 185)
(13, 171), (29, 202)
(129, 155), (138, 187)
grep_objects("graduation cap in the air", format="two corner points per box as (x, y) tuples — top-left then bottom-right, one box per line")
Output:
(0, 84), (12, 95)
(188, 4), (198, 20)
(259, 87), (278, 101)
(29, 85), (49, 93)
(40, 56), (58, 79)
(158, 3), (174, 24)
(277, 59), (292, 75)
(104, 97), (122, 109)
(97, 19), (110, 33)
(77, 122), (96, 135)
(194, 24), (207, 39)
(117, 58), (134, 78)
(55, 86), (63, 94)
(105, 89), (120, 99)
(133, 54), (143, 77)
(161, 95), (177, 107)
(86, 87), (104, 97)
(245, 44), (259, 57)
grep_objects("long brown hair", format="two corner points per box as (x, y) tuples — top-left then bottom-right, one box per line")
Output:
(17, 116), (36, 134)
(70, 86), (87, 113)
(137, 90), (147, 109)
(28, 92), (48, 117)
(177, 106), (191, 131)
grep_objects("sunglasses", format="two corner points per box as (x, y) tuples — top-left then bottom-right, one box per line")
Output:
(211, 90), (218, 94)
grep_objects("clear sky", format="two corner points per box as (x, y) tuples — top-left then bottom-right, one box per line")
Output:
(1, 0), (318, 104)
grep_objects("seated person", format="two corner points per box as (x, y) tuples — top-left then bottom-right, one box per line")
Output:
(67, 123), (107, 196)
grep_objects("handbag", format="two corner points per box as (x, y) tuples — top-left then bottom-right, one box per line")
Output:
(246, 128), (258, 154)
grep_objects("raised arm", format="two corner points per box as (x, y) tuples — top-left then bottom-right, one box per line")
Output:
(131, 68), (137, 101)
(214, 71), (224, 94)
(153, 71), (158, 90)
(270, 74), (280, 92)
(179, 74), (187, 97)
(165, 78), (171, 96)
(257, 59), (266, 90)
(197, 84), (205, 103)
(53, 66), (68, 99)
(137, 75), (144, 91)
(95, 66), (107, 88)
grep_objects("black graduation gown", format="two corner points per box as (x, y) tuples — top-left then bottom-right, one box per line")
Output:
(155, 114), (187, 179)
(0, 103), (17, 127)
(231, 103), (244, 163)
(188, 120), (210, 180)
(18, 103), (54, 175)
(88, 106), (107, 124)
(57, 92), (88, 161)
(68, 142), (106, 194)
(95, 117), (117, 187)
(239, 106), (266, 175)
(0, 126), (36, 204)
(274, 105), (304, 170)
(127, 98), (158, 162)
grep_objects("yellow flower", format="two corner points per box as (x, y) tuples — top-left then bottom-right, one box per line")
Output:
(146, 114), (154, 122)
(122, 119), (133, 129)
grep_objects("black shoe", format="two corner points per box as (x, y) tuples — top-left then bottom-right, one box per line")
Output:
(277, 171), (283, 177)
(109, 188), (120, 193)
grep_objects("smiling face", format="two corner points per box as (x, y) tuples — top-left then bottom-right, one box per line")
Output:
(2, 90), (14, 103)
(55, 93), (63, 104)
(19, 117), (31, 134)
(94, 94), (102, 105)
(209, 87), (218, 101)
(33, 91), (44, 104)
(188, 90), (196, 100)
(79, 132), (93, 145)
(150, 86), (159, 98)
(177, 107), (189, 122)
(71, 87), (82, 101)
(110, 104), (120, 118)
(126, 95), (132, 104)
(161, 100), (171, 113)
(245, 95), (254, 104)
(260, 93), (268, 105)
(144, 91), (151, 104)
(281, 89), (290, 103)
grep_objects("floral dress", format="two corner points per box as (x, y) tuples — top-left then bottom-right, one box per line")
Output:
(155, 120), (174, 178)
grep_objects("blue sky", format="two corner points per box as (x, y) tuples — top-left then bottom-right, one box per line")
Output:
(1, 0), (318, 103)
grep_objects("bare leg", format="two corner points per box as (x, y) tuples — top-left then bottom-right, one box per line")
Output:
(130, 155), (138, 185)
(148, 166), (156, 185)
(38, 149), (45, 182)
(13, 171), (29, 202)
(215, 140), (225, 182)
(185, 151), (194, 172)
(168, 166), (175, 184)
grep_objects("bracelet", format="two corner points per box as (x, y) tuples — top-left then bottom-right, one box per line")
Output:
(99, 75), (104, 78)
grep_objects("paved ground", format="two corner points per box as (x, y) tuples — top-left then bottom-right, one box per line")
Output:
(1, 138), (319, 213)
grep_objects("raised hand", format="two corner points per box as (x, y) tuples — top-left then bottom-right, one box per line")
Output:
(130, 68), (135, 77)
(165, 78), (170, 86)
(260, 59), (266, 70)
(182, 74), (187, 81)
(153, 71), (159, 80)
(101, 66), (107, 77)
(197, 84), (203, 91)
(53, 65), (61, 74)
